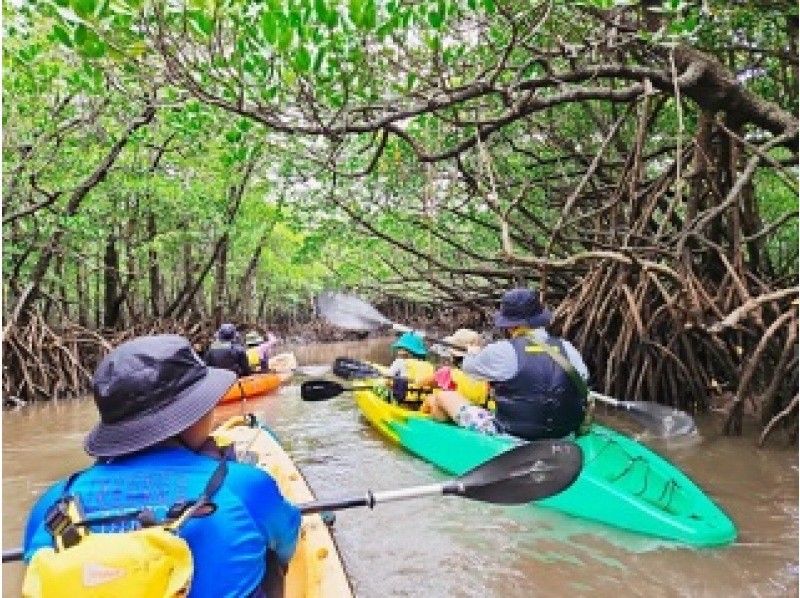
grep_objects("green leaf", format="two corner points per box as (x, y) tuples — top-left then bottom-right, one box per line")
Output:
(52, 24), (73, 47)
(74, 23), (88, 45)
(482, 0), (495, 14)
(74, 26), (106, 58)
(428, 10), (442, 28)
(294, 45), (311, 71)
(278, 25), (293, 50)
(324, 6), (338, 27)
(362, 0), (376, 29)
(225, 129), (242, 143)
(348, 0), (363, 26)
(262, 12), (277, 43)
(71, 0), (96, 18)
(313, 47), (325, 72)
(314, 0), (328, 21)
(188, 11), (214, 36)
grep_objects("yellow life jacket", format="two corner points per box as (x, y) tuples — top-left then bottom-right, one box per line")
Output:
(449, 368), (491, 406)
(246, 347), (262, 369)
(403, 358), (434, 385)
(23, 460), (227, 598)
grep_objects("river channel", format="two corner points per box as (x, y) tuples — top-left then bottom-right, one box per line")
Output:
(3, 339), (798, 596)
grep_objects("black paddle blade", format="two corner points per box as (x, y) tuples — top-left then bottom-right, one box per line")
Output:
(451, 440), (583, 505)
(333, 356), (381, 380)
(300, 379), (347, 401)
(315, 291), (393, 331)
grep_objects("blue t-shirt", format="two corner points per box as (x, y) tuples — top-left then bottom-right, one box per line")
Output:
(23, 445), (301, 598)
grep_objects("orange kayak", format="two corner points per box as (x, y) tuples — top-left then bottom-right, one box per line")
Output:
(219, 371), (291, 404)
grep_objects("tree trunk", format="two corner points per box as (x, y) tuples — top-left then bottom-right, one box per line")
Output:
(76, 260), (88, 327)
(213, 234), (228, 328)
(148, 210), (161, 317)
(103, 233), (120, 328)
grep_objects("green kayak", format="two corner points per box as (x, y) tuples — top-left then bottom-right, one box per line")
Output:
(355, 384), (737, 547)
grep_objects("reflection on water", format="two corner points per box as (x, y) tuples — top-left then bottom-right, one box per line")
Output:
(3, 338), (798, 597)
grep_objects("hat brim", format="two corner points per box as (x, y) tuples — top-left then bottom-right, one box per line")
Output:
(391, 340), (427, 358)
(84, 367), (237, 458)
(441, 338), (466, 357)
(494, 308), (552, 329)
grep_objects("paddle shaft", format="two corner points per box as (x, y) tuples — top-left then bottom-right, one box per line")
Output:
(589, 391), (623, 408)
(300, 481), (461, 515)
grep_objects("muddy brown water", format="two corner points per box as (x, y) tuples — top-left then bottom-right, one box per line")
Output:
(3, 339), (798, 597)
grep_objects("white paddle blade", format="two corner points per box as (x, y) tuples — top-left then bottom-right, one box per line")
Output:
(315, 291), (393, 331)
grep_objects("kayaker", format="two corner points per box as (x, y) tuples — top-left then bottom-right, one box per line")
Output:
(435, 328), (483, 368)
(205, 322), (251, 377)
(461, 287), (589, 440)
(421, 328), (492, 407)
(245, 330), (279, 372)
(387, 331), (431, 380)
(22, 335), (301, 598)
(420, 330), (500, 434)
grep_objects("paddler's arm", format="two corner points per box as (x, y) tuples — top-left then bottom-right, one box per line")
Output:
(460, 341), (517, 382)
(233, 469), (302, 565)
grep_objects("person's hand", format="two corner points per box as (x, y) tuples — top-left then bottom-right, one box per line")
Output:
(466, 344), (482, 355)
(420, 396), (433, 414)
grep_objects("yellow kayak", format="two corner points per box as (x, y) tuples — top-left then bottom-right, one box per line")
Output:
(213, 417), (353, 598)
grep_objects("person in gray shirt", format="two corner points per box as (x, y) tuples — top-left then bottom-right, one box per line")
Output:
(460, 288), (589, 440)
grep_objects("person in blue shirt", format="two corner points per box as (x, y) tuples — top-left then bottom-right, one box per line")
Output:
(22, 334), (301, 598)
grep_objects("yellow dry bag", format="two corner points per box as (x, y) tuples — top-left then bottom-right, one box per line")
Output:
(22, 460), (227, 598)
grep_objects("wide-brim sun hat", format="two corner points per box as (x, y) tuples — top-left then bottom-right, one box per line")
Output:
(245, 331), (265, 347)
(494, 287), (552, 329)
(84, 334), (236, 458)
(391, 331), (428, 358)
(442, 328), (483, 357)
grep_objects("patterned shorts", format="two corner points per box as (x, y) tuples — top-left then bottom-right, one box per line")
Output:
(455, 405), (498, 435)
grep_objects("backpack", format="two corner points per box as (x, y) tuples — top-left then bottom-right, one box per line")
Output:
(22, 459), (227, 598)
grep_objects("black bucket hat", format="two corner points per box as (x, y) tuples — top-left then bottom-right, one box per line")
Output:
(494, 287), (552, 329)
(84, 334), (236, 458)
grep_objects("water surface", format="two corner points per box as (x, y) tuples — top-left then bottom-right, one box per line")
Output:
(3, 339), (797, 596)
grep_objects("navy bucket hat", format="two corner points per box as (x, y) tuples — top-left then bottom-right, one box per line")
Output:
(494, 288), (552, 329)
(84, 334), (236, 458)
(218, 323), (237, 341)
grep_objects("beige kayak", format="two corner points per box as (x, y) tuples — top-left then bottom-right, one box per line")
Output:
(213, 416), (353, 598)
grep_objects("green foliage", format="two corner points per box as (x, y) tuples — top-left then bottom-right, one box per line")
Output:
(3, 0), (797, 328)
